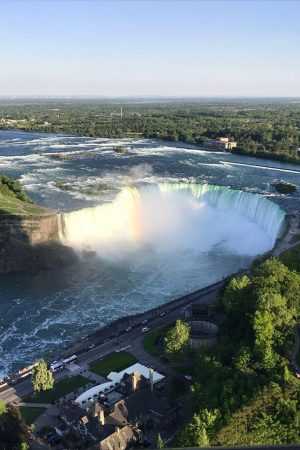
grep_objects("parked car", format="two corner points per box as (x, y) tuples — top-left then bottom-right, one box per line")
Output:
(142, 327), (150, 333)
(125, 326), (132, 332)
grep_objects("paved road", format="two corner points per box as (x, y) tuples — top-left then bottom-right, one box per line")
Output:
(0, 288), (218, 405)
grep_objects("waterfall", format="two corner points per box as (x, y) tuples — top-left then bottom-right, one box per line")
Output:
(58, 183), (285, 256)
(159, 183), (286, 241)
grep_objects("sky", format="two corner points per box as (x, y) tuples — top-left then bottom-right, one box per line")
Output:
(0, 0), (299, 98)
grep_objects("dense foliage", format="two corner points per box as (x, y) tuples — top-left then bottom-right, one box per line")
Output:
(164, 319), (190, 355)
(173, 257), (300, 447)
(1, 98), (300, 163)
(32, 359), (54, 393)
(0, 400), (29, 449)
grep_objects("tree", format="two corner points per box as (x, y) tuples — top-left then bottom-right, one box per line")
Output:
(20, 443), (29, 450)
(32, 359), (54, 393)
(234, 346), (252, 373)
(156, 433), (164, 449)
(0, 404), (29, 448)
(164, 320), (190, 354)
(177, 409), (219, 447)
(0, 400), (6, 415)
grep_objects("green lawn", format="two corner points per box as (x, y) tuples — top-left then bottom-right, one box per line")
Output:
(29, 375), (91, 403)
(89, 351), (137, 377)
(20, 406), (46, 425)
(143, 325), (172, 356)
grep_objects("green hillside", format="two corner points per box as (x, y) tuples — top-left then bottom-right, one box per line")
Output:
(0, 175), (47, 216)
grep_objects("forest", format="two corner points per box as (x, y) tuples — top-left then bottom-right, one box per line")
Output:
(171, 254), (300, 447)
(1, 98), (300, 163)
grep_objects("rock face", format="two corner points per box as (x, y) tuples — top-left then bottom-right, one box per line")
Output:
(0, 213), (77, 273)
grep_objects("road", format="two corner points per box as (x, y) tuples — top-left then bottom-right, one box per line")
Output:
(0, 288), (219, 405)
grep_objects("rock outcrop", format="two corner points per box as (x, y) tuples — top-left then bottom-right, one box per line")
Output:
(0, 212), (77, 273)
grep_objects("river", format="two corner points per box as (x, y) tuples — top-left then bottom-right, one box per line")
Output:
(0, 129), (299, 377)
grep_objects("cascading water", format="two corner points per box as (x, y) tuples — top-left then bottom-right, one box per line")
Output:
(58, 183), (285, 258)
(160, 183), (285, 241)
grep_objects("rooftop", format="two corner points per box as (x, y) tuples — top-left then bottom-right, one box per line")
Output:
(75, 363), (165, 407)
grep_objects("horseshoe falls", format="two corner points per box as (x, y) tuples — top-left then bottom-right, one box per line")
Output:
(59, 183), (285, 258)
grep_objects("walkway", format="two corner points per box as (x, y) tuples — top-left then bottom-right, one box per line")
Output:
(17, 401), (52, 408)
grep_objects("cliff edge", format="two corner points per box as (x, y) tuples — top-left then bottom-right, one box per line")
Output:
(0, 175), (77, 273)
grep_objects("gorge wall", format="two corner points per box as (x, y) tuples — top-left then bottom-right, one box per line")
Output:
(0, 213), (76, 273)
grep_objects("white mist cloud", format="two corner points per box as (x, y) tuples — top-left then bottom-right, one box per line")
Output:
(59, 184), (275, 260)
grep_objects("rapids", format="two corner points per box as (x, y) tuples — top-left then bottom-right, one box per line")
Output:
(0, 129), (296, 377)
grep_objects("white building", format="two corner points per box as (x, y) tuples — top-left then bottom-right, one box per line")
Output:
(75, 363), (165, 407)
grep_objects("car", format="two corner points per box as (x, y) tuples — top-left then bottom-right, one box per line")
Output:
(184, 375), (192, 381)
(142, 319), (148, 325)
(142, 327), (150, 333)
(160, 311), (166, 317)
(88, 343), (96, 350)
(125, 326), (132, 332)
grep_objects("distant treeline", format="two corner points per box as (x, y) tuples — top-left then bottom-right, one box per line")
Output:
(1, 99), (300, 163)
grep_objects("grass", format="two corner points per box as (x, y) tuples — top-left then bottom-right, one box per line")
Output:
(0, 190), (47, 216)
(143, 325), (172, 356)
(280, 243), (300, 272)
(28, 375), (91, 404)
(20, 406), (46, 425)
(89, 351), (137, 377)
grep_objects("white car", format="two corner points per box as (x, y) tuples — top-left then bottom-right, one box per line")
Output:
(142, 327), (150, 333)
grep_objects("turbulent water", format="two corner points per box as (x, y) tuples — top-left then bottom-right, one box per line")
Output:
(0, 130), (298, 377)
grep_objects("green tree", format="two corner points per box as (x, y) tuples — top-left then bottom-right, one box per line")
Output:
(0, 400), (6, 415)
(0, 405), (29, 448)
(234, 346), (252, 373)
(32, 359), (54, 393)
(156, 433), (165, 449)
(177, 409), (218, 447)
(20, 443), (29, 450)
(164, 320), (190, 354)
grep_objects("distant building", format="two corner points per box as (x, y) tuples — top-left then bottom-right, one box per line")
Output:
(205, 137), (237, 151)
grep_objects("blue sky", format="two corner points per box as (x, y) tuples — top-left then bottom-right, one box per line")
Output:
(0, 0), (299, 97)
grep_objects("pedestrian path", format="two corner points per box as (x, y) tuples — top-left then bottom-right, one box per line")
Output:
(17, 401), (52, 408)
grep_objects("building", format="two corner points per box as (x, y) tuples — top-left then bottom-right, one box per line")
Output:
(91, 425), (142, 450)
(190, 320), (219, 349)
(56, 362), (179, 448)
(58, 402), (142, 450)
(75, 363), (165, 408)
(205, 137), (237, 151)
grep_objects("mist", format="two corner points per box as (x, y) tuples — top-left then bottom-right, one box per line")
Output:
(58, 184), (284, 261)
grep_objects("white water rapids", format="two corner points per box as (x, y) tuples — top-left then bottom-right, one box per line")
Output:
(58, 183), (285, 258)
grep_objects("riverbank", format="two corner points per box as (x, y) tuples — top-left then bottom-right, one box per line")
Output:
(1, 124), (300, 166)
